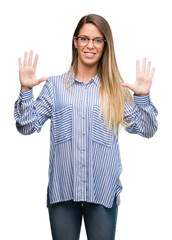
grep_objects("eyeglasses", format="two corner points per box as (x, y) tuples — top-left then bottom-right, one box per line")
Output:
(75, 36), (106, 48)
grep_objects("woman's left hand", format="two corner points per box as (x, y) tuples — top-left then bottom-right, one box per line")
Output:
(121, 58), (155, 96)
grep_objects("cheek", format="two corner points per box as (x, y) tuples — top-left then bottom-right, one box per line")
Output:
(97, 48), (104, 59)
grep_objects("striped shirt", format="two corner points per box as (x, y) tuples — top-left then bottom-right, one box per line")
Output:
(14, 71), (158, 208)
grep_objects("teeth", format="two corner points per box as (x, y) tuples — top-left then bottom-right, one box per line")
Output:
(85, 53), (94, 56)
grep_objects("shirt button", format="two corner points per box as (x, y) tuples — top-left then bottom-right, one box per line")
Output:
(82, 133), (85, 136)
(84, 87), (86, 90)
(83, 164), (85, 167)
(83, 180), (86, 183)
(83, 148), (85, 151)
(82, 117), (85, 119)
(83, 100), (85, 103)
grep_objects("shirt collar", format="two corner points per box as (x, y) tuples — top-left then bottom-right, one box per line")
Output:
(67, 70), (75, 87)
(67, 70), (101, 88)
(92, 74), (101, 87)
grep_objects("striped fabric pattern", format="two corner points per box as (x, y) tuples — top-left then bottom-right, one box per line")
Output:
(14, 71), (158, 208)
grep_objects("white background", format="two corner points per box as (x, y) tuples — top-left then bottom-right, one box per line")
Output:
(0, 0), (171, 239)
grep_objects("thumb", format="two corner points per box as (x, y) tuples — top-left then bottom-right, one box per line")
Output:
(121, 82), (133, 90)
(37, 77), (48, 84)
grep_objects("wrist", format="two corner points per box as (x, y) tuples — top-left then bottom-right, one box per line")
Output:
(21, 86), (32, 92)
(134, 91), (149, 97)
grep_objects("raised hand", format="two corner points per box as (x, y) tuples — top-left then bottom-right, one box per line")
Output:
(18, 50), (48, 91)
(122, 58), (155, 96)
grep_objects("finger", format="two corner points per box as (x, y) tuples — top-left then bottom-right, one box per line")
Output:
(141, 58), (146, 73)
(28, 50), (33, 66)
(136, 60), (140, 79)
(150, 67), (155, 80)
(33, 54), (38, 69)
(24, 52), (28, 66)
(18, 57), (22, 69)
(146, 61), (151, 76)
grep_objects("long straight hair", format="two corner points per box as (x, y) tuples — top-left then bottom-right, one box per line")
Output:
(67, 14), (133, 133)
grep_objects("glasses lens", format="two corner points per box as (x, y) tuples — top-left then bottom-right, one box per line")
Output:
(78, 37), (88, 46)
(93, 38), (104, 48)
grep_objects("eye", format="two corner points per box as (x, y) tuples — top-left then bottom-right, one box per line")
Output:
(94, 38), (103, 44)
(80, 37), (88, 42)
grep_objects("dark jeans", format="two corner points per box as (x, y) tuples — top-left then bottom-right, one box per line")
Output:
(48, 196), (118, 240)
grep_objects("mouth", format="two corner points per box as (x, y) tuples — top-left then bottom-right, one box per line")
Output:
(84, 52), (96, 58)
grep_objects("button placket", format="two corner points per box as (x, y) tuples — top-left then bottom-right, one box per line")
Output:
(81, 84), (87, 195)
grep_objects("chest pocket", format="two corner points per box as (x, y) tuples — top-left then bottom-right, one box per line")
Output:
(92, 106), (112, 147)
(52, 105), (73, 144)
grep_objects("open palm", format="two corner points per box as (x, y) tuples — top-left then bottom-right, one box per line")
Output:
(122, 58), (155, 96)
(19, 51), (48, 91)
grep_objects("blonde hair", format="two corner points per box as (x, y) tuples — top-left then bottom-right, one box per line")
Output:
(67, 14), (133, 133)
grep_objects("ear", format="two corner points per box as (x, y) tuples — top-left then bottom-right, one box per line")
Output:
(73, 37), (78, 49)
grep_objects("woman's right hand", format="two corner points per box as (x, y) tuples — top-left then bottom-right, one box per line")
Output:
(18, 50), (48, 91)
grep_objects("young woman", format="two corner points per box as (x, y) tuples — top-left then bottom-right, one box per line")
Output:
(14, 14), (158, 240)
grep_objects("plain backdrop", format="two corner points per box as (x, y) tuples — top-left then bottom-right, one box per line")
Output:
(0, 0), (171, 239)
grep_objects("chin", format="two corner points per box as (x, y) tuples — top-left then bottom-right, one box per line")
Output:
(81, 58), (100, 66)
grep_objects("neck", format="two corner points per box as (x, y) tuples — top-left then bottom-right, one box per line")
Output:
(76, 60), (98, 84)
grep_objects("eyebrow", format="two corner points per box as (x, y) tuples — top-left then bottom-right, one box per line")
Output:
(78, 35), (104, 39)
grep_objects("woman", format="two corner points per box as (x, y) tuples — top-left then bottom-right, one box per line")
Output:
(14, 14), (158, 240)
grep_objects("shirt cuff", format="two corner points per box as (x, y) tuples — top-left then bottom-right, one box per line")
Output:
(133, 93), (150, 105)
(19, 89), (33, 101)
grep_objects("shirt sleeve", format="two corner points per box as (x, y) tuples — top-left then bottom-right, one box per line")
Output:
(14, 78), (53, 135)
(124, 93), (158, 138)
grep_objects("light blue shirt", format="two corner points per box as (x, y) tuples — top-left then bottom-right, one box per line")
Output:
(14, 71), (158, 208)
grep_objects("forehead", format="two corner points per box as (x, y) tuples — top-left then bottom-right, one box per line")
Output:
(79, 23), (103, 37)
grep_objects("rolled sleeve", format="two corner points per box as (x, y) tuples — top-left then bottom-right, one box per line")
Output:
(133, 93), (150, 105)
(124, 93), (158, 138)
(14, 79), (53, 135)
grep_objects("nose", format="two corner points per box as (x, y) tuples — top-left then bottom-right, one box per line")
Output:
(87, 39), (94, 49)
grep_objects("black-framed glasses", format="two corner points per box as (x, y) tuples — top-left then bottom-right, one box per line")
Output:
(76, 35), (106, 48)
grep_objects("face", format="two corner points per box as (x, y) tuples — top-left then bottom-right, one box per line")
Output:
(74, 23), (105, 68)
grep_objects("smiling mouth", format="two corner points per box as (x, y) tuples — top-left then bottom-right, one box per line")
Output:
(84, 52), (96, 57)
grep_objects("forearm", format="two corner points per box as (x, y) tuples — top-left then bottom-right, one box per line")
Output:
(14, 79), (53, 135)
(19, 87), (32, 114)
(124, 93), (158, 138)
(14, 89), (37, 135)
